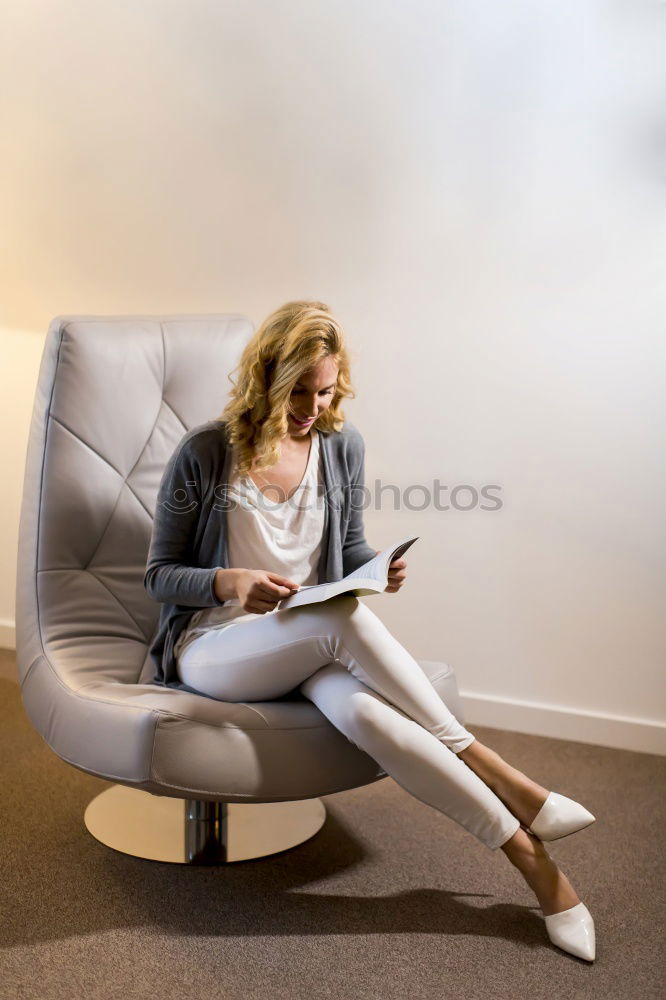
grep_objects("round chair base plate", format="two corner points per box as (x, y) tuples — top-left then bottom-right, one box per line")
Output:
(84, 785), (327, 864)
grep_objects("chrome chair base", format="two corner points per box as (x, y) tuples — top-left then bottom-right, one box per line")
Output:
(84, 784), (327, 864)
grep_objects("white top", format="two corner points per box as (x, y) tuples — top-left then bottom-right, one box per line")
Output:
(174, 428), (325, 659)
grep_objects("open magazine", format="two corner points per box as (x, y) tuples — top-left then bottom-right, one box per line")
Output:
(276, 534), (420, 611)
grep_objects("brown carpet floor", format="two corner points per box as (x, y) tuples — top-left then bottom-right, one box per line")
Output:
(1, 648), (664, 999)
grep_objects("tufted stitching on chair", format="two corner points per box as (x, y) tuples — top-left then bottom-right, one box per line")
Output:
(50, 413), (125, 478)
(50, 415), (154, 520)
(36, 325), (195, 686)
(37, 567), (149, 640)
(162, 398), (188, 433)
(231, 702), (273, 726)
(159, 323), (189, 432)
(84, 410), (164, 572)
(84, 569), (150, 640)
(83, 481), (131, 573)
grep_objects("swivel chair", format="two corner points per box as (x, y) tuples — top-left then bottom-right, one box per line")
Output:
(15, 313), (468, 864)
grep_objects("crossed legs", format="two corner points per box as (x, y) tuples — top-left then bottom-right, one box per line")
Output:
(299, 660), (520, 850)
(177, 594), (522, 850)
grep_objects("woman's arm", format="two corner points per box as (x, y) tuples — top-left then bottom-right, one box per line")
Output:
(213, 567), (244, 603)
(143, 435), (226, 607)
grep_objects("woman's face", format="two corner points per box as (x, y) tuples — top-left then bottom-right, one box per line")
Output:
(286, 356), (339, 440)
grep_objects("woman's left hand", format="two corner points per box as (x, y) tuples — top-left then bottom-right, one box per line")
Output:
(380, 554), (408, 593)
(386, 556), (408, 593)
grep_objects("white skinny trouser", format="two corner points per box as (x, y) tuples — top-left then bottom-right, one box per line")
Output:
(176, 594), (521, 851)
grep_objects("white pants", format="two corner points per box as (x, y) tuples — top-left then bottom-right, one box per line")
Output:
(176, 594), (521, 851)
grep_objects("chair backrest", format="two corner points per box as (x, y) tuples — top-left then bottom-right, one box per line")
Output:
(16, 313), (252, 690)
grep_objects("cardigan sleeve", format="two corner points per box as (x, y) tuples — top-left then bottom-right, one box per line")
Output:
(341, 430), (377, 576)
(143, 433), (225, 608)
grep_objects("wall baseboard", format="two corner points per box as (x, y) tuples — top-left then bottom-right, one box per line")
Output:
(461, 689), (666, 757)
(0, 621), (662, 756)
(0, 620), (15, 651)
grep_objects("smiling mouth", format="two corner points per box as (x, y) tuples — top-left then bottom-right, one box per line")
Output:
(291, 414), (315, 424)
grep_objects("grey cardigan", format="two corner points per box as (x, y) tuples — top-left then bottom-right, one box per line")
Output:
(143, 418), (376, 693)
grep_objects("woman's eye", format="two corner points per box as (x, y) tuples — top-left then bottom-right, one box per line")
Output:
(293, 389), (334, 396)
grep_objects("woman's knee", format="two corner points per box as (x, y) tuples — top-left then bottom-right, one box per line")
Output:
(321, 594), (382, 637)
(346, 689), (393, 745)
(320, 593), (361, 617)
(283, 596), (380, 652)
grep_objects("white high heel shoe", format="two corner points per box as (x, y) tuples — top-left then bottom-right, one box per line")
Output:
(543, 901), (596, 961)
(528, 792), (596, 842)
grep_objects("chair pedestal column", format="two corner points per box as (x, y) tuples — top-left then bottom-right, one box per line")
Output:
(84, 785), (327, 864)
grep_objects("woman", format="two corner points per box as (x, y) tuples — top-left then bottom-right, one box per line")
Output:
(144, 300), (596, 961)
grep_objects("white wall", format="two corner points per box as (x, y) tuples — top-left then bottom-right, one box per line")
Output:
(1, 0), (664, 753)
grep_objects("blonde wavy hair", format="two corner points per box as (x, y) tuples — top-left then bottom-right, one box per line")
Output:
(217, 299), (357, 477)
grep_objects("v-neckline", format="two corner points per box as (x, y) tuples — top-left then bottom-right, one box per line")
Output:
(246, 430), (315, 504)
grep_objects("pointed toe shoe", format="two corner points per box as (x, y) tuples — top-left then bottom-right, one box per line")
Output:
(543, 901), (596, 961)
(528, 792), (596, 842)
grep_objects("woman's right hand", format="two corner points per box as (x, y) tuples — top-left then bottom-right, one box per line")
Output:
(235, 569), (300, 614)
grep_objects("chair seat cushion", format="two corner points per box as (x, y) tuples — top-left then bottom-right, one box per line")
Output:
(22, 652), (464, 802)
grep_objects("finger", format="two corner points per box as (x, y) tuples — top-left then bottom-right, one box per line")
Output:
(248, 599), (279, 613)
(269, 573), (300, 590)
(250, 589), (283, 605)
(257, 582), (291, 599)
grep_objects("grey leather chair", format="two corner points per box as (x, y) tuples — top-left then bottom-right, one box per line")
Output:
(15, 313), (468, 864)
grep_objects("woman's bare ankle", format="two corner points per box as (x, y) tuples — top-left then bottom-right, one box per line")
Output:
(500, 825), (549, 866)
(456, 740), (506, 788)
(500, 828), (580, 916)
(458, 740), (549, 828)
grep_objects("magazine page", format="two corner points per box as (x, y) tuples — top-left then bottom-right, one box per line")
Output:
(277, 535), (419, 610)
(346, 535), (420, 584)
